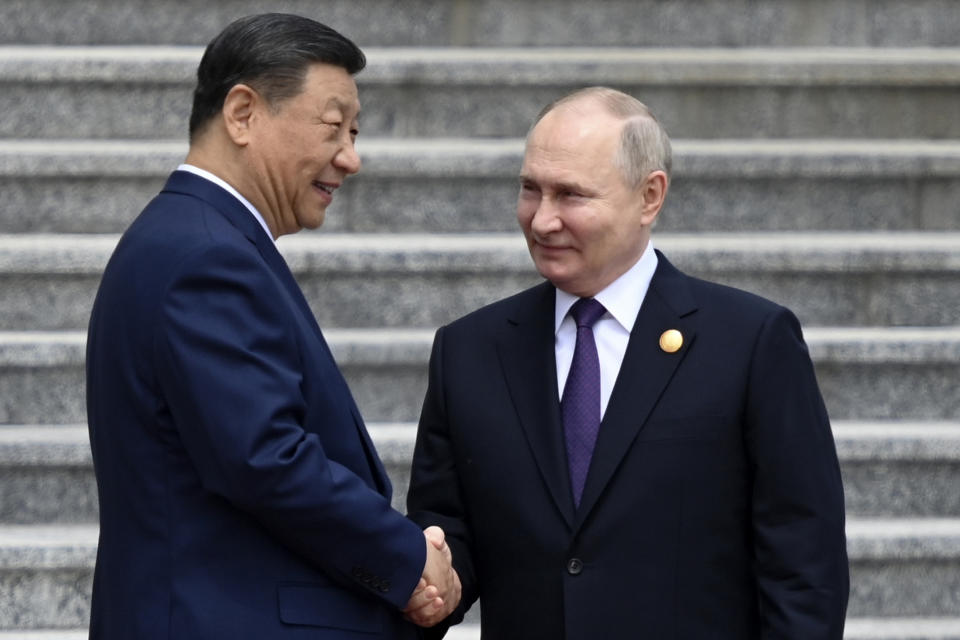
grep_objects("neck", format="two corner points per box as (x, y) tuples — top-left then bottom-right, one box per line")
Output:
(184, 143), (279, 239)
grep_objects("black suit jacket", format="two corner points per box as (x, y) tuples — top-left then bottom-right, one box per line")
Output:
(407, 251), (849, 639)
(87, 171), (425, 638)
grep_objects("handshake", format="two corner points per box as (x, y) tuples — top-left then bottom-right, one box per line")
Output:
(404, 526), (462, 627)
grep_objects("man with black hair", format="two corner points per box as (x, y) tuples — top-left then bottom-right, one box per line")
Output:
(86, 13), (458, 638)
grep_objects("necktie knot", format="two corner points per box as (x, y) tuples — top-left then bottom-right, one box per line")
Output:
(570, 298), (606, 329)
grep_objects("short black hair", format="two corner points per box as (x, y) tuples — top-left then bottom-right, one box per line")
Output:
(188, 13), (366, 140)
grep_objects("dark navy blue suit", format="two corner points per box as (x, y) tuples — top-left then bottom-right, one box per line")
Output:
(408, 252), (849, 639)
(87, 171), (425, 638)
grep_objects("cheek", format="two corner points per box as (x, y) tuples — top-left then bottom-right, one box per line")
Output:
(516, 205), (534, 231)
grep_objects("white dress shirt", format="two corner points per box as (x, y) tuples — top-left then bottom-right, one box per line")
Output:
(177, 164), (276, 245)
(555, 242), (659, 418)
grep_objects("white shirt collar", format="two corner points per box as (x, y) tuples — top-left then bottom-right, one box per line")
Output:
(554, 241), (659, 334)
(177, 164), (276, 245)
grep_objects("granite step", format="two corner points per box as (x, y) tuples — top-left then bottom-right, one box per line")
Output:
(1, 232), (958, 330)
(0, 519), (957, 629)
(834, 422), (960, 518)
(3, 47), (959, 139)
(3, 0), (959, 47)
(3, 138), (960, 234)
(2, 421), (958, 525)
(450, 619), (960, 640)
(6, 620), (960, 640)
(0, 326), (958, 425)
(844, 620), (960, 640)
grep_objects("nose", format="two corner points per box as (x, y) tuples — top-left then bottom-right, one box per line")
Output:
(529, 197), (562, 237)
(335, 139), (362, 176)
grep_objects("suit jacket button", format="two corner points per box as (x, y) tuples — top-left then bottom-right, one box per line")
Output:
(566, 558), (583, 575)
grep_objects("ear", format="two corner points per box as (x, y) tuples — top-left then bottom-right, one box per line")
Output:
(221, 84), (260, 147)
(639, 170), (669, 226)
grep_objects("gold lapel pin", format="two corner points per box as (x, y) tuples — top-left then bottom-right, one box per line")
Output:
(659, 329), (683, 353)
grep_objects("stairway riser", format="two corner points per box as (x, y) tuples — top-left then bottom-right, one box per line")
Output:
(4, 173), (959, 235)
(0, 569), (91, 630)
(3, 0), (959, 46)
(850, 561), (960, 617)
(2, 268), (958, 331)
(1, 558), (956, 629)
(6, 84), (960, 139)
(3, 458), (958, 525)
(1, 360), (957, 425)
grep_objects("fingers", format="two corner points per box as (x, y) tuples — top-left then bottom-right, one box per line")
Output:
(404, 527), (462, 627)
(403, 594), (444, 626)
(403, 578), (438, 613)
(406, 567), (462, 627)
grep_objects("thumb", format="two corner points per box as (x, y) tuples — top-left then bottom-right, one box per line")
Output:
(424, 526), (446, 550)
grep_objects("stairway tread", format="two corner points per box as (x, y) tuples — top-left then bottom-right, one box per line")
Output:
(4, 420), (960, 458)
(1, 231), (959, 273)
(2, 326), (959, 367)
(2, 45), (960, 85)
(6, 619), (960, 640)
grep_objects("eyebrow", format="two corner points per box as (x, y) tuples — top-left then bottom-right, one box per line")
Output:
(322, 97), (361, 115)
(520, 174), (591, 194)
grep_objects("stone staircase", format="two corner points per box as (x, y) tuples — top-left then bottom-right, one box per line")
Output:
(1, 1), (959, 637)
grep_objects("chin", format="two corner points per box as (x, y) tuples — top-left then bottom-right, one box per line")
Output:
(534, 259), (572, 282)
(298, 214), (326, 230)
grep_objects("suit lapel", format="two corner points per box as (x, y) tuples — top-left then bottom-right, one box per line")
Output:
(496, 283), (577, 529)
(575, 252), (699, 529)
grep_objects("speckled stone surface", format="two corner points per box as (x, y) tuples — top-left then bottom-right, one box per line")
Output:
(849, 559), (960, 617)
(4, 48), (960, 139)
(835, 423), (960, 517)
(3, 139), (960, 234)
(0, 0), (450, 46)
(0, 569), (92, 629)
(0, 467), (96, 525)
(0, 525), (95, 629)
(3, 0), (960, 46)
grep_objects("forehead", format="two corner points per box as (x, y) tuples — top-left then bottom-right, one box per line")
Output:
(522, 104), (623, 179)
(297, 62), (361, 115)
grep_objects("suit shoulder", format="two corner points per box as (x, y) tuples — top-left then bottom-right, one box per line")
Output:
(652, 255), (802, 334)
(134, 189), (242, 246)
(686, 275), (784, 316)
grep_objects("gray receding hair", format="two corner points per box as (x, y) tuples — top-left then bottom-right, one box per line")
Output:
(532, 87), (673, 189)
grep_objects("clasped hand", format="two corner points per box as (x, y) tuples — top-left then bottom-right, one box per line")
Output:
(403, 526), (462, 627)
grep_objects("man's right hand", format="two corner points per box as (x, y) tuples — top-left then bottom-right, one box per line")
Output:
(403, 526), (462, 627)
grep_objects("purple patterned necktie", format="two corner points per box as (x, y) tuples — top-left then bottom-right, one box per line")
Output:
(561, 297), (607, 507)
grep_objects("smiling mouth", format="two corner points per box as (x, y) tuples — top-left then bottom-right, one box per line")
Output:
(313, 181), (336, 195)
(536, 242), (569, 252)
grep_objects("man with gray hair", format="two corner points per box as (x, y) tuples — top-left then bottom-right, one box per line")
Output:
(407, 87), (849, 638)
